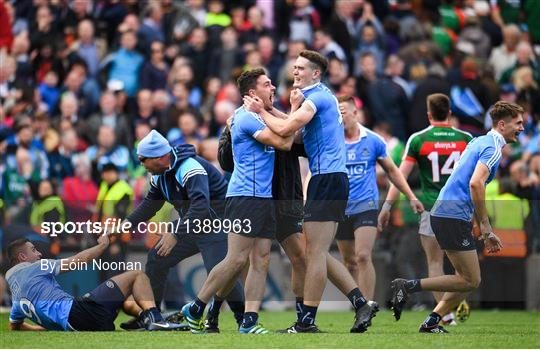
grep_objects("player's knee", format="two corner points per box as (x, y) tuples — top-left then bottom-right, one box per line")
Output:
(343, 256), (360, 275)
(464, 274), (481, 290)
(251, 250), (271, 271)
(470, 275), (481, 289)
(305, 244), (325, 259)
(355, 250), (372, 265)
(289, 254), (306, 271)
(227, 255), (249, 272)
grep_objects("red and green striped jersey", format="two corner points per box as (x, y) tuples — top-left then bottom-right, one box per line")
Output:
(403, 123), (473, 210)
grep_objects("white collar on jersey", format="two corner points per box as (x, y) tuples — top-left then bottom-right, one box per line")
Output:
(346, 123), (367, 144)
(488, 129), (507, 147)
(300, 81), (321, 93)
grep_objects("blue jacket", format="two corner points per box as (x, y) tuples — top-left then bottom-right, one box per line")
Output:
(126, 144), (228, 237)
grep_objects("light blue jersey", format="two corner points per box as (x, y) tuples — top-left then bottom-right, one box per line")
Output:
(6, 260), (74, 331)
(345, 124), (388, 215)
(227, 107), (275, 198)
(301, 82), (347, 175)
(432, 130), (506, 222)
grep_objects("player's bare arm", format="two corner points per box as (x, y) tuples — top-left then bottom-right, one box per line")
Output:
(378, 156), (424, 214)
(470, 163), (503, 253)
(244, 95), (314, 137)
(58, 233), (110, 273)
(378, 159), (416, 231)
(255, 128), (294, 151)
(9, 320), (46, 331)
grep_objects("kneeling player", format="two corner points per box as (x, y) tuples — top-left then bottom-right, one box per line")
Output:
(6, 235), (182, 331)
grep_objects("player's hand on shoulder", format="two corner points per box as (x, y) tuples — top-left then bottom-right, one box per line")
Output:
(243, 96), (263, 113)
(290, 88), (304, 109)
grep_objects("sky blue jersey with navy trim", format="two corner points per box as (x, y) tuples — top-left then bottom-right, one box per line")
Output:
(227, 107), (275, 198)
(345, 124), (388, 215)
(301, 82), (347, 175)
(126, 144), (227, 236)
(432, 130), (506, 222)
(6, 260), (74, 331)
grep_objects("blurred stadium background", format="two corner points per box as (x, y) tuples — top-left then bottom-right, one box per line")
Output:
(0, 0), (539, 317)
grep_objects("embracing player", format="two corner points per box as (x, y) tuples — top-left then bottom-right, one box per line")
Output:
(244, 50), (378, 333)
(378, 93), (472, 324)
(181, 68), (294, 334)
(388, 101), (524, 333)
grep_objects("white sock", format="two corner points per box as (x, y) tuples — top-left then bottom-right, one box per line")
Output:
(442, 312), (455, 322)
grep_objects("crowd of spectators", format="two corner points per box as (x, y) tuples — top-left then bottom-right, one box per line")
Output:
(0, 0), (539, 306)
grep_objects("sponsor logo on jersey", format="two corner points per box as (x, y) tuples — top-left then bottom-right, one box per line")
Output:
(347, 161), (367, 177)
(362, 148), (370, 157)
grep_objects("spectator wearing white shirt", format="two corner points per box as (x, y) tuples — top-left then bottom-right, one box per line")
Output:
(489, 24), (520, 80)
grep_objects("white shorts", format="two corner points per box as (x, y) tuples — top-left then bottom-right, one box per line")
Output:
(418, 210), (435, 237)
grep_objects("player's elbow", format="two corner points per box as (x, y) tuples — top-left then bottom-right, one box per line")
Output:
(9, 322), (22, 331)
(469, 179), (483, 192)
(277, 140), (293, 151)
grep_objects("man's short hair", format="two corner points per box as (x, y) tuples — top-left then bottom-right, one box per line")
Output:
(427, 93), (451, 121)
(237, 68), (266, 97)
(299, 50), (328, 75)
(337, 95), (355, 106)
(7, 238), (30, 266)
(490, 101), (524, 124)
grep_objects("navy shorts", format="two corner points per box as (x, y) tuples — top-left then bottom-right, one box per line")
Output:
(304, 173), (349, 222)
(68, 279), (126, 331)
(225, 196), (276, 239)
(431, 215), (476, 251)
(335, 210), (378, 240)
(275, 214), (303, 243)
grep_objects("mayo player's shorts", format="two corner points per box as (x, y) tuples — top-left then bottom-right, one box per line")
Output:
(419, 211), (435, 237)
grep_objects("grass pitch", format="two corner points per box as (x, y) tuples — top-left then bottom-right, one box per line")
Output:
(1, 310), (539, 348)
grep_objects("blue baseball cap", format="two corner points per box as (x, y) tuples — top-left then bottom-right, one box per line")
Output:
(137, 130), (172, 158)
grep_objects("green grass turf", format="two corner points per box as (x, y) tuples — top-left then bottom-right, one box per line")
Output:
(1, 310), (539, 348)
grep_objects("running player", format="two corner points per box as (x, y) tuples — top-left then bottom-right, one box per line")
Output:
(389, 101), (524, 333)
(181, 68), (294, 334)
(6, 237), (182, 331)
(335, 95), (423, 300)
(378, 93), (473, 324)
(244, 50), (379, 333)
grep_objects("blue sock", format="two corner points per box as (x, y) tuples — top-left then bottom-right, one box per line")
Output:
(405, 279), (422, 293)
(189, 298), (206, 318)
(299, 305), (318, 326)
(227, 300), (245, 325)
(241, 312), (258, 328)
(346, 288), (367, 311)
(295, 297), (304, 322)
(207, 297), (224, 318)
(143, 307), (163, 323)
(423, 312), (442, 327)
